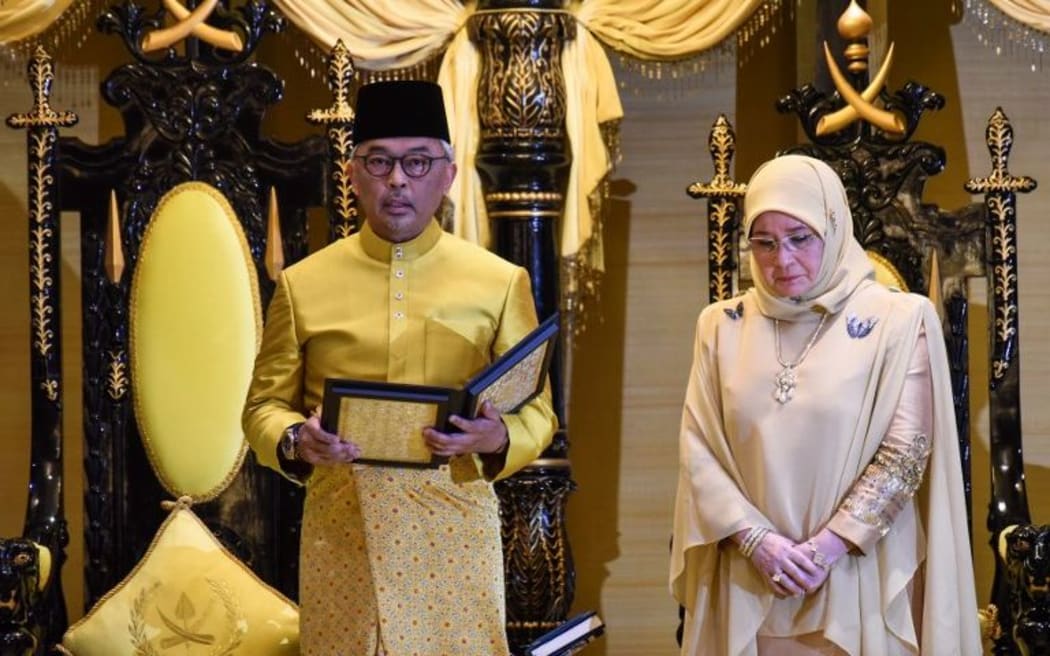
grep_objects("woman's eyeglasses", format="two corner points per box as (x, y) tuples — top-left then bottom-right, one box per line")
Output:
(747, 232), (820, 256)
(354, 153), (450, 178)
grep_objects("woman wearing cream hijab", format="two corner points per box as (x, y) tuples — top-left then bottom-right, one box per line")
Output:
(670, 155), (981, 654)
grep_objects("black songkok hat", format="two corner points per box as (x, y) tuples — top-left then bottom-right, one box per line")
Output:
(353, 80), (451, 144)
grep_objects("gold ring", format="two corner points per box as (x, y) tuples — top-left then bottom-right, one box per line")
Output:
(771, 572), (783, 584)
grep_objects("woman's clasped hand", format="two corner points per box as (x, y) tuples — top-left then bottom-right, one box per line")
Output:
(737, 528), (849, 598)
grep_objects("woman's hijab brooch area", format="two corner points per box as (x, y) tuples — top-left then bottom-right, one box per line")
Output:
(846, 313), (878, 339)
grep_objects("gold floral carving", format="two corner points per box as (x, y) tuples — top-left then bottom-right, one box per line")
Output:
(707, 200), (736, 301)
(28, 132), (57, 362)
(470, 10), (573, 135)
(107, 350), (127, 400)
(30, 201), (54, 359)
(329, 128), (357, 238)
(8, 48), (75, 377)
(308, 41), (358, 238)
(988, 194), (1016, 382)
(964, 109), (1037, 195)
(688, 115), (745, 302)
(687, 115), (747, 199)
(41, 380), (58, 402)
(307, 40), (356, 124)
(964, 108), (1035, 383)
(485, 127), (563, 140)
(6, 48), (78, 131)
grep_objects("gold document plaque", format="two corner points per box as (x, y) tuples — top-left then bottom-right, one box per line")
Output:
(335, 396), (439, 465)
(321, 313), (559, 468)
(322, 381), (452, 468)
(471, 342), (549, 415)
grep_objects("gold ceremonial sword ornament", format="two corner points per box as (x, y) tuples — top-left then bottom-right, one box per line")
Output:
(815, 0), (904, 137)
(140, 0), (244, 53)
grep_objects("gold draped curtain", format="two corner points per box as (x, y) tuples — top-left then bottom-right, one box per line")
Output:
(983, 0), (1050, 30)
(0, 0), (74, 44)
(0, 0), (770, 271)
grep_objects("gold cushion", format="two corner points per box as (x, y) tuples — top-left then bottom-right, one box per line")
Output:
(130, 182), (261, 501)
(61, 503), (298, 655)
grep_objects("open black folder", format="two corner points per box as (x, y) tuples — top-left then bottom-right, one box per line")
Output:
(320, 312), (559, 467)
(525, 612), (605, 656)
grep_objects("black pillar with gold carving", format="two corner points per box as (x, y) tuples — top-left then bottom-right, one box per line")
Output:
(468, 1), (576, 651)
(5, 46), (78, 649)
(307, 40), (360, 242)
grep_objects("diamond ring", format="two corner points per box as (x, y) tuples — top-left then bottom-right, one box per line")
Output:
(771, 572), (783, 584)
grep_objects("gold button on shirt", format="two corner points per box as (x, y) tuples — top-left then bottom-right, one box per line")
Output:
(243, 220), (557, 655)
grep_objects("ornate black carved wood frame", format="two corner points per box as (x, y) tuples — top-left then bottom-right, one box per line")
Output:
(690, 78), (1039, 655)
(3, 2), (331, 652)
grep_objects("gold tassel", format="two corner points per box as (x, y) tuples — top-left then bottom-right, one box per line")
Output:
(264, 187), (284, 282)
(104, 189), (124, 284)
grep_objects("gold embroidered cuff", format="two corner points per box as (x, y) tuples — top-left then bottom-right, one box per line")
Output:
(840, 433), (931, 537)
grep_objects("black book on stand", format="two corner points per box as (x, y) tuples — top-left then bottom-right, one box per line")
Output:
(524, 612), (605, 656)
(321, 313), (559, 467)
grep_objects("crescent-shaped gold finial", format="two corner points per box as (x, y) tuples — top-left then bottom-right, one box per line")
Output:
(141, 0), (243, 53)
(816, 42), (904, 136)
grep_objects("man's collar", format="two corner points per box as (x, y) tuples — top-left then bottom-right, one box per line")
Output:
(359, 219), (443, 262)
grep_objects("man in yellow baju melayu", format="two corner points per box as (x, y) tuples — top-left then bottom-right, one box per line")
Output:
(242, 80), (557, 655)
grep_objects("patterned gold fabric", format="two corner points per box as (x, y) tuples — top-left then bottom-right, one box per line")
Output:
(300, 463), (506, 654)
(243, 219), (557, 655)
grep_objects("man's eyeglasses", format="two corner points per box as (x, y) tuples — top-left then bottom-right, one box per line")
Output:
(354, 153), (450, 179)
(747, 232), (820, 256)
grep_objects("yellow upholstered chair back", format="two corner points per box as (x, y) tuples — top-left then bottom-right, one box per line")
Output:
(59, 183), (299, 655)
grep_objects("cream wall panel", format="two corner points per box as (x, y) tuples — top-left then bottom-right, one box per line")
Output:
(568, 70), (734, 655)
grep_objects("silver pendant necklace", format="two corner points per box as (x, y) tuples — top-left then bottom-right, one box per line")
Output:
(773, 313), (828, 404)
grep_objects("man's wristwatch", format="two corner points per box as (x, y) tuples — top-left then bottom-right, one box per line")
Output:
(279, 423), (304, 461)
